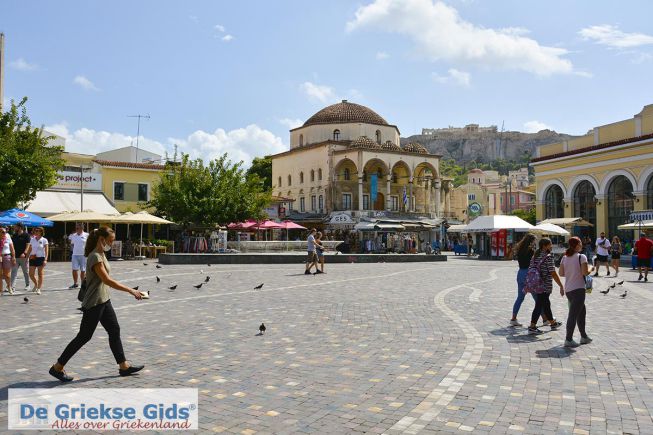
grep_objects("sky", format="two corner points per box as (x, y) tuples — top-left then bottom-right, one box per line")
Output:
(3, 0), (653, 165)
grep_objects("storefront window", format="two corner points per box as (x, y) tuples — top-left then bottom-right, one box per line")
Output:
(573, 181), (596, 237)
(544, 185), (564, 219)
(342, 193), (352, 210)
(607, 175), (634, 240)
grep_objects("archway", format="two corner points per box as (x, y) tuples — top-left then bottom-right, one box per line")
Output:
(573, 181), (596, 238)
(374, 192), (385, 210)
(544, 185), (564, 219)
(647, 174), (653, 209)
(607, 175), (634, 240)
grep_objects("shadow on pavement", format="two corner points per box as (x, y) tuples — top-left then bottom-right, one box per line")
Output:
(1, 375), (116, 401)
(535, 346), (576, 358)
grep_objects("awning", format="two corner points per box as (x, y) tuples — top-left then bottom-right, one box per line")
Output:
(447, 224), (468, 232)
(354, 222), (377, 231)
(618, 221), (653, 230)
(26, 191), (119, 217)
(539, 217), (594, 227)
(465, 215), (534, 233)
(376, 223), (406, 230)
(532, 223), (570, 236)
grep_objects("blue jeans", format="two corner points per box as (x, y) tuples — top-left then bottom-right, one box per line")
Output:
(513, 268), (537, 317)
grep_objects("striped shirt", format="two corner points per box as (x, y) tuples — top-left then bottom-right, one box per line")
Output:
(531, 252), (555, 293)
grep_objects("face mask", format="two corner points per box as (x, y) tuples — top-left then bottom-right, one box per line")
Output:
(102, 241), (112, 252)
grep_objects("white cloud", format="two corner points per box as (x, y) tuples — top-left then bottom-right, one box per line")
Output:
(221, 34), (234, 42)
(523, 120), (553, 133)
(279, 118), (303, 129)
(300, 81), (337, 103)
(579, 24), (653, 49)
(46, 122), (286, 166)
(214, 24), (225, 32)
(9, 58), (38, 71)
(346, 0), (574, 76)
(73, 75), (99, 91)
(376, 51), (390, 60)
(432, 68), (471, 87)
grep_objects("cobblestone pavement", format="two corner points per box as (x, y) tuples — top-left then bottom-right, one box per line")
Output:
(1, 257), (652, 434)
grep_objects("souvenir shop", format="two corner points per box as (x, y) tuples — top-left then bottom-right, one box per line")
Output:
(355, 221), (435, 254)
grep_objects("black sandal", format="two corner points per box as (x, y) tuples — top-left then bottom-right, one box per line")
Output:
(49, 365), (74, 382)
(119, 364), (144, 376)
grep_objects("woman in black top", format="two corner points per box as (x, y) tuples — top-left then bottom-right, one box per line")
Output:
(511, 234), (536, 326)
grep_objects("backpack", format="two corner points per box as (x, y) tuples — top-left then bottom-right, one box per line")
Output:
(524, 254), (548, 294)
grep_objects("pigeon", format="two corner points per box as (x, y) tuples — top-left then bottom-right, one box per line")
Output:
(259, 323), (266, 334)
(132, 286), (139, 291)
(207, 263), (212, 267)
(140, 290), (150, 299)
(608, 283), (616, 289)
(335, 251), (340, 255)
(143, 262), (148, 266)
(23, 297), (29, 303)
(193, 283), (204, 289)
(619, 291), (627, 299)
(600, 288), (610, 295)
(254, 283), (264, 290)
(168, 285), (177, 290)
(156, 276), (160, 283)
(156, 265), (162, 269)
(617, 280), (624, 286)
(204, 276), (210, 283)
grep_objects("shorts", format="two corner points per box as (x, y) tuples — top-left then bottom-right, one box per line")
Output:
(307, 251), (317, 263)
(611, 253), (621, 260)
(1, 254), (12, 271)
(316, 250), (324, 259)
(71, 255), (87, 272)
(596, 254), (608, 263)
(29, 257), (45, 267)
(637, 257), (651, 268)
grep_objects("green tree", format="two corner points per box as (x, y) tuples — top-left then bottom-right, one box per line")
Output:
(0, 98), (65, 210)
(149, 153), (271, 226)
(246, 156), (272, 189)
(511, 208), (536, 225)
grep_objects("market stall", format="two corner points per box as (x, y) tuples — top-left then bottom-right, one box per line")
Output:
(464, 215), (534, 259)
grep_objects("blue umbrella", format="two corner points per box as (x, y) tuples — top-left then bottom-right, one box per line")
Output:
(0, 208), (54, 227)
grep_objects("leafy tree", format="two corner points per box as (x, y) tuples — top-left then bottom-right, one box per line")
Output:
(0, 98), (65, 210)
(246, 156), (272, 189)
(511, 208), (536, 225)
(149, 153), (271, 226)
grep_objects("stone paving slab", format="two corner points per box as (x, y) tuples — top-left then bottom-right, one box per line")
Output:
(0, 257), (652, 434)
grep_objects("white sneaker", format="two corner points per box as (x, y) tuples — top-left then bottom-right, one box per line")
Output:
(36, 288), (41, 295)
(30, 286), (38, 293)
(9, 287), (15, 295)
(509, 319), (522, 326)
(25, 285), (30, 291)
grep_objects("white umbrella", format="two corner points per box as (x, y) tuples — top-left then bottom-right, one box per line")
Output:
(112, 211), (174, 257)
(617, 220), (653, 230)
(48, 210), (118, 222)
(532, 223), (570, 236)
(464, 215), (534, 233)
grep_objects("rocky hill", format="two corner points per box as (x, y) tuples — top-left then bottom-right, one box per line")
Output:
(401, 129), (577, 164)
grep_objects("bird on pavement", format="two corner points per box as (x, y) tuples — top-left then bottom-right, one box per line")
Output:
(23, 297), (29, 303)
(156, 276), (160, 283)
(193, 283), (204, 289)
(133, 286), (139, 291)
(168, 285), (177, 290)
(600, 288), (610, 295)
(259, 323), (266, 334)
(254, 283), (264, 290)
(617, 280), (624, 286)
(156, 265), (162, 269)
(608, 283), (616, 289)
(143, 263), (148, 266)
(204, 276), (210, 283)
(207, 263), (212, 267)
(619, 290), (628, 298)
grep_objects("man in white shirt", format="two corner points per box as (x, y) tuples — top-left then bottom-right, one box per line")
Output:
(594, 231), (611, 277)
(68, 223), (89, 289)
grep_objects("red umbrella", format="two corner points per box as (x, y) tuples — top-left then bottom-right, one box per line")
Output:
(278, 221), (307, 230)
(257, 220), (284, 229)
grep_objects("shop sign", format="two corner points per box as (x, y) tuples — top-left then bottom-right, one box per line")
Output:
(330, 213), (354, 224)
(51, 171), (103, 191)
(468, 202), (482, 217)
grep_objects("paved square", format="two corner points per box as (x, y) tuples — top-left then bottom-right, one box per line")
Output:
(1, 257), (652, 433)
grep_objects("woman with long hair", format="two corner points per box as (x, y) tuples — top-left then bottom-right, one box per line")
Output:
(610, 236), (622, 277)
(528, 238), (565, 334)
(25, 227), (48, 295)
(49, 226), (144, 382)
(510, 234), (536, 326)
(558, 236), (593, 347)
(0, 227), (16, 294)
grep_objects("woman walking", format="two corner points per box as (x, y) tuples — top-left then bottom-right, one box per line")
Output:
(0, 227), (16, 295)
(25, 227), (48, 295)
(49, 226), (144, 382)
(528, 238), (565, 334)
(610, 236), (622, 277)
(510, 234), (536, 326)
(314, 232), (325, 274)
(558, 236), (593, 347)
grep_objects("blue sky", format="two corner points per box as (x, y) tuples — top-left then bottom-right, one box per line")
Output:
(3, 0), (653, 164)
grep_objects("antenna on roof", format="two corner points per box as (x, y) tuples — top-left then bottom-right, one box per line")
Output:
(127, 114), (151, 163)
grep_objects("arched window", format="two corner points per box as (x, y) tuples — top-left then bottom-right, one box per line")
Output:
(318, 195), (324, 211)
(375, 130), (382, 144)
(647, 175), (653, 209)
(288, 175), (292, 186)
(544, 185), (564, 219)
(310, 169), (315, 182)
(278, 176), (282, 187)
(607, 175), (634, 240)
(363, 171), (367, 182)
(392, 172), (398, 183)
(377, 169), (383, 179)
(333, 129), (340, 141)
(573, 181), (596, 237)
(318, 168), (322, 181)
(343, 168), (350, 181)
(300, 172), (304, 184)
(299, 134), (304, 146)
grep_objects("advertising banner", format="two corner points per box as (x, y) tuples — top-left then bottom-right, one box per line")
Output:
(370, 174), (378, 203)
(51, 171), (103, 191)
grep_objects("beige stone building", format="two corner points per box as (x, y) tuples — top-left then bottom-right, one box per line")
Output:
(271, 101), (451, 223)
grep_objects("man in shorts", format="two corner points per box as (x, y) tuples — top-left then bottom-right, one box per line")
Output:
(305, 228), (318, 275)
(68, 223), (89, 289)
(635, 232), (653, 282)
(593, 232), (611, 277)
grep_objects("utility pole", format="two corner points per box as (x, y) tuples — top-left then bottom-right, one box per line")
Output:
(127, 114), (150, 163)
(80, 165), (86, 212)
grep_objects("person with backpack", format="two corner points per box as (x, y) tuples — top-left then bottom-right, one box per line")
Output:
(558, 236), (594, 347)
(525, 238), (565, 334)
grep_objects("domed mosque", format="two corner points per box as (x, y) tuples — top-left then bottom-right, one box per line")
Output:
(270, 100), (451, 230)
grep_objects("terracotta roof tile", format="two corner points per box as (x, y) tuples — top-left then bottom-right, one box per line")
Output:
(93, 159), (166, 170)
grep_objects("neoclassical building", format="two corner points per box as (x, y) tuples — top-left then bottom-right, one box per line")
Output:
(532, 103), (653, 238)
(271, 100), (450, 222)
